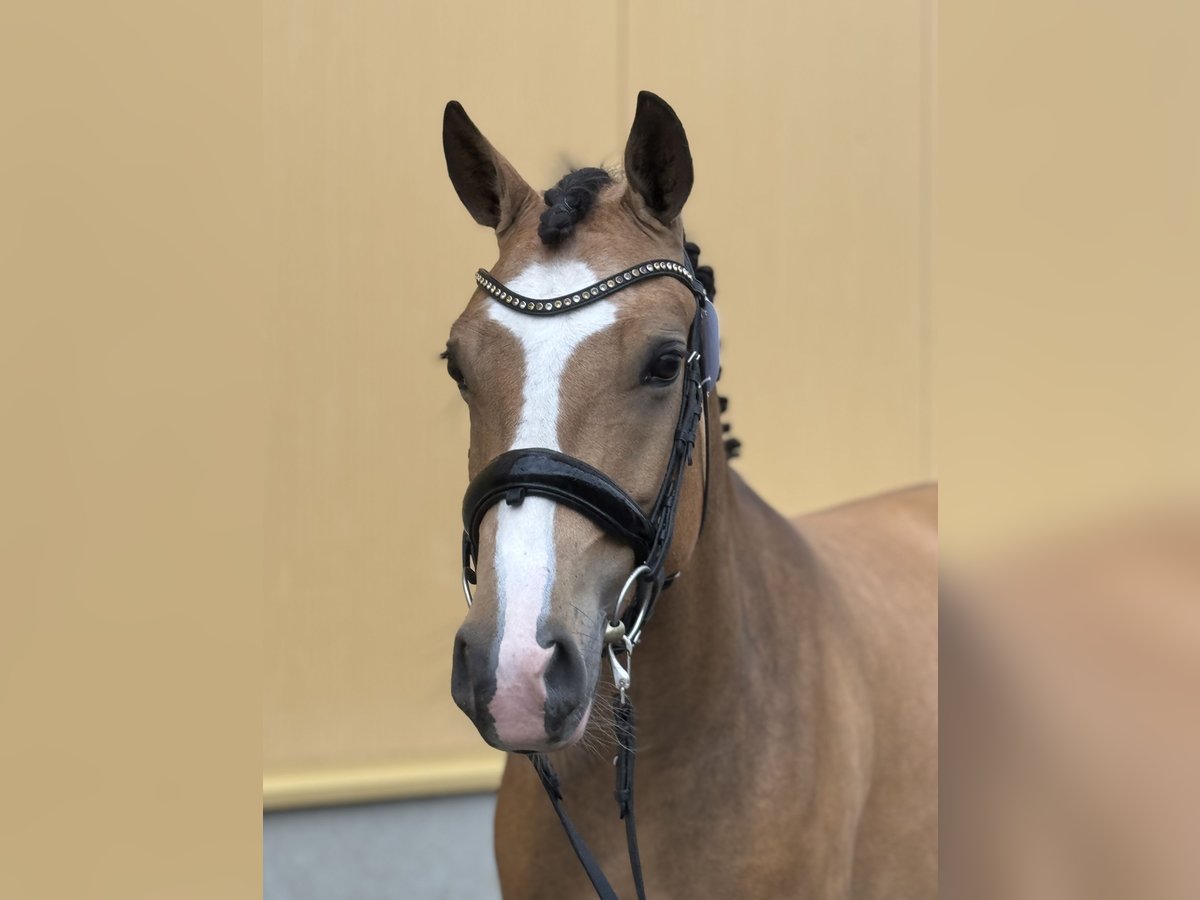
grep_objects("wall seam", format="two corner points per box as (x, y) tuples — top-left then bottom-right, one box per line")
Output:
(616, 0), (629, 146)
(919, 0), (936, 479)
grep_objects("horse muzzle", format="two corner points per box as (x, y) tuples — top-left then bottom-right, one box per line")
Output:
(451, 617), (594, 751)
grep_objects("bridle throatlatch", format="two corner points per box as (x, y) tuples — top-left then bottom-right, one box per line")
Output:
(459, 248), (718, 900)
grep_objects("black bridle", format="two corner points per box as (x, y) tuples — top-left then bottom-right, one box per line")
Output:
(459, 249), (718, 900)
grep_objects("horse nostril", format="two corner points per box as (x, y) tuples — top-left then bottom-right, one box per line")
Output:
(451, 626), (495, 725)
(450, 630), (474, 716)
(543, 632), (586, 738)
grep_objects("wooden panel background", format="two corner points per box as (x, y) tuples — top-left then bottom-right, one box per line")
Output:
(263, 0), (933, 806)
(936, 0), (1200, 558)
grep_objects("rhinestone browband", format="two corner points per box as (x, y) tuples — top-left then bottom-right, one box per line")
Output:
(475, 259), (703, 316)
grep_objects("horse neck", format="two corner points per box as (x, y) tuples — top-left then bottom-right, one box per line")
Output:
(628, 403), (818, 744)
(550, 399), (821, 781)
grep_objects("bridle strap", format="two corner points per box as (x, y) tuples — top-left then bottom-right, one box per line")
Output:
(614, 698), (647, 900)
(613, 254), (708, 631)
(529, 695), (646, 900)
(475, 258), (702, 316)
(529, 755), (622, 900)
(460, 259), (710, 624)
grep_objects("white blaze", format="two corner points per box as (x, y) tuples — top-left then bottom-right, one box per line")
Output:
(485, 259), (615, 746)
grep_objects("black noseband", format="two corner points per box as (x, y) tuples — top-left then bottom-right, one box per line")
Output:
(462, 448), (655, 563)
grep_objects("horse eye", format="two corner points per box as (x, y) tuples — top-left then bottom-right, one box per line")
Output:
(643, 351), (683, 385)
(444, 353), (467, 391)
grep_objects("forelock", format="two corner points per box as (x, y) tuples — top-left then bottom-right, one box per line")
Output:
(537, 167), (614, 247)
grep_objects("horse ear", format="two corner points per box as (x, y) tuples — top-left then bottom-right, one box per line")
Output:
(623, 92), (694, 226)
(443, 101), (535, 232)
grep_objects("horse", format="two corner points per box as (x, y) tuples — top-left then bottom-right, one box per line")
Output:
(440, 91), (937, 899)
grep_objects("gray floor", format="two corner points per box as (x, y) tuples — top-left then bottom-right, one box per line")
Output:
(264, 793), (500, 900)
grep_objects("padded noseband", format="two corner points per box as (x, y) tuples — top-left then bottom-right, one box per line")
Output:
(462, 448), (655, 564)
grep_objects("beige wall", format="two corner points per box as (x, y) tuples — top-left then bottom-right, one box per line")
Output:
(263, 0), (934, 807)
(936, 0), (1200, 557)
(3, 0), (1193, 891)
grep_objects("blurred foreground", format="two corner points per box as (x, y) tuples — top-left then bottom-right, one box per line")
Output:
(943, 509), (1200, 899)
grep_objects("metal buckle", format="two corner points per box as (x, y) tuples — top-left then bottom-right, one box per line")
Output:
(608, 634), (634, 704)
(461, 566), (475, 608)
(605, 564), (652, 646)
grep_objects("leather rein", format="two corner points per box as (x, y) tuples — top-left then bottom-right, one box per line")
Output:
(459, 248), (718, 900)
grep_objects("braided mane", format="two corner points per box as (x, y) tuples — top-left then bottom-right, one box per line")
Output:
(684, 240), (740, 460)
(537, 168), (612, 247)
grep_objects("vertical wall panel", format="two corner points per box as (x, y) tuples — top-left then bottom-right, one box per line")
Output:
(626, 0), (931, 516)
(263, 0), (623, 800)
(936, 0), (1200, 556)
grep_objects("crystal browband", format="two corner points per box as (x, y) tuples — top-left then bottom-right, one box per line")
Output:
(475, 259), (704, 316)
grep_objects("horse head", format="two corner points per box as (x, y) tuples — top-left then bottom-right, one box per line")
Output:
(442, 93), (712, 752)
